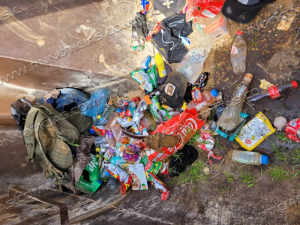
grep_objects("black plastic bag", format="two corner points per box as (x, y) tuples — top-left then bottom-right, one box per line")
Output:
(169, 145), (198, 177)
(132, 12), (149, 39)
(152, 14), (193, 63)
(11, 98), (32, 135)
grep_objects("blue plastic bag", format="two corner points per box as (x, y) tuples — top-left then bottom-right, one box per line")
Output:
(37, 88), (89, 112)
(81, 89), (109, 119)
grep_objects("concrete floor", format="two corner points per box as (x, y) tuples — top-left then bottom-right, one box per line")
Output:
(0, 0), (300, 224)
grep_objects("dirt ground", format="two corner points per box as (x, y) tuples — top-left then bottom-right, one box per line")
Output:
(161, 0), (300, 224)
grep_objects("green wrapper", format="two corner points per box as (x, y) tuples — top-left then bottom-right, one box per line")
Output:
(147, 65), (158, 88)
(149, 95), (163, 123)
(140, 155), (162, 175)
(131, 70), (153, 92)
(160, 108), (172, 121)
(84, 154), (100, 181)
(76, 177), (102, 194)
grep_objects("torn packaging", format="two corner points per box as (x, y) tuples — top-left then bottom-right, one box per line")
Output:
(148, 109), (205, 161)
(144, 134), (179, 150)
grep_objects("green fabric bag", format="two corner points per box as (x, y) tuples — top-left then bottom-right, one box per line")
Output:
(24, 103), (80, 184)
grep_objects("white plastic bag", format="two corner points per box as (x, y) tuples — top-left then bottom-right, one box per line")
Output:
(176, 45), (211, 84)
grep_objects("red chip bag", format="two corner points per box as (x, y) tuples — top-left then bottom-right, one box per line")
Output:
(148, 109), (205, 161)
(186, 0), (225, 22)
(285, 118), (300, 143)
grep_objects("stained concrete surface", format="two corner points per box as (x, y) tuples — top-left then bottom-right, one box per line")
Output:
(0, 0), (300, 224)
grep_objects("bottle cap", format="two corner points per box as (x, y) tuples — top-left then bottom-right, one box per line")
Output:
(260, 155), (269, 165)
(236, 31), (243, 35)
(210, 89), (219, 97)
(144, 95), (152, 105)
(116, 109), (122, 113)
(291, 81), (298, 88)
(244, 73), (253, 83)
(89, 129), (95, 135)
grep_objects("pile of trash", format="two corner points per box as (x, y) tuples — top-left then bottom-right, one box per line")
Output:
(10, 0), (300, 201)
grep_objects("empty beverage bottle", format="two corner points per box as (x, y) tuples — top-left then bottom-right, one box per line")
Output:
(231, 31), (247, 74)
(187, 89), (219, 112)
(217, 73), (253, 131)
(232, 150), (269, 165)
(95, 101), (117, 126)
(99, 167), (111, 182)
(247, 80), (300, 103)
(94, 136), (109, 147)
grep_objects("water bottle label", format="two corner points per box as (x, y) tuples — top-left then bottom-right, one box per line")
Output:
(231, 46), (239, 54)
(268, 85), (281, 99)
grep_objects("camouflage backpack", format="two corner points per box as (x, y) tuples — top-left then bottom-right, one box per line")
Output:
(24, 103), (82, 184)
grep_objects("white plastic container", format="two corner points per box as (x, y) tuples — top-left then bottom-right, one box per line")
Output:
(232, 150), (269, 165)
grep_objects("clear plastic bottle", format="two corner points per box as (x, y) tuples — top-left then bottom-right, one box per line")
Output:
(94, 136), (109, 147)
(99, 167), (111, 182)
(217, 73), (253, 131)
(95, 102), (117, 126)
(231, 31), (247, 74)
(232, 150), (269, 165)
(187, 89), (219, 111)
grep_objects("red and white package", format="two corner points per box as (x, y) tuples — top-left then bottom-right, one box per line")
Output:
(146, 172), (170, 201)
(186, 0), (226, 22)
(285, 118), (300, 143)
(148, 109), (205, 161)
(195, 133), (223, 165)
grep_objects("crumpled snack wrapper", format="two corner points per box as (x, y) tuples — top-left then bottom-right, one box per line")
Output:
(148, 109), (205, 161)
(105, 164), (132, 194)
(236, 112), (275, 151)
(146, 172), (170, 201)
(259, 79), (274, 90)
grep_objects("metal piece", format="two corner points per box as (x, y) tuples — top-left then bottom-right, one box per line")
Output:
(8, 186), (69, 225)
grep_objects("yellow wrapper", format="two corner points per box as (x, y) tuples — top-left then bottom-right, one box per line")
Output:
(236, 112), (276, 151)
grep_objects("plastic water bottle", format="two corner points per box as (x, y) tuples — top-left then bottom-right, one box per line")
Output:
(232, 150), (269, 165)
(217, 73), (253, 131)
(231, 31), (247, 74)
(95, 102), (117, 126)
(94, 136), (109, 147)
(99, 167), (111, 182)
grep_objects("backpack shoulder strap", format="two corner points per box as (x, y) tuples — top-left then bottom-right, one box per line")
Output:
(24, 106), (39, 160)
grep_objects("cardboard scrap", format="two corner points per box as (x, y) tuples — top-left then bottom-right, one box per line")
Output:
(277, 13), (296, 31)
